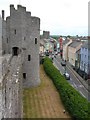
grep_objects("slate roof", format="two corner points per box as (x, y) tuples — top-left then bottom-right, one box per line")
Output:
(81, 41), (88, 49)
(63, 39), (71, 45)
(68, 41), (82, 48)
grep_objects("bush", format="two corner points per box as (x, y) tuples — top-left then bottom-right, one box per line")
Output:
(43, 57), (90, 120)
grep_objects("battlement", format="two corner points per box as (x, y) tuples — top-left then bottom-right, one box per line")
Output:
(10, 4), (27, 16)
(26, 11), (31, 17)
(10, 4), (15, 10)
(31, 16), (40, 25)
(17, 5), (26, 12)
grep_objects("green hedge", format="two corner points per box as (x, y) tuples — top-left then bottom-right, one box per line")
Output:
(43, 57), (90, 120)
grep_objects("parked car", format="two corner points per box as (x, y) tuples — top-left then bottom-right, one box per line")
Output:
(45, 51), (49, 56)
(51, 54), (54, 60)
(61, 61), (66, 66)
(63, 72), (70, 80)
(55, 51), (58, 55)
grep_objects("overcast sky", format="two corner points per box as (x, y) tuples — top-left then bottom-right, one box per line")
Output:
(0, 0), (89, 36)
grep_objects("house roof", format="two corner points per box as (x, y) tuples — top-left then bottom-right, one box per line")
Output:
(63, 39), (70, 45)
(63, 39), (72, 45)
(81, 41), (88, 49)
(68, 41), (82, 48)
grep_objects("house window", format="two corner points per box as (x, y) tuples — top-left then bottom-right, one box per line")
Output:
(23, 73), (26, 79)
(35, 38), (37, 44)
(28, 55), (31, 61)
(14, 29), (16, 34)
(85, 48), (87, 51)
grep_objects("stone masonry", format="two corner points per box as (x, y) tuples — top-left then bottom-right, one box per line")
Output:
(1, 4), (40, 118)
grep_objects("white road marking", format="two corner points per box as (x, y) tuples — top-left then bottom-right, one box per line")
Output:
(73, 83), (77, 88)
(71, 84), (74, 87)
(79, 85), (84, 88)
(79, 91), (86, 98)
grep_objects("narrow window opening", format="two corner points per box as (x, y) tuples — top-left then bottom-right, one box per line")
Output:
(28, 55), (31, 61)
(35, 38), (37, 44)
(7, 38), (8, 43)
(24, 37), (26, 40)
(14, 29), (16, 34)
(5, 85), (6, 107)
(23, 73), (26, 79)
(12, 47), (19, 56)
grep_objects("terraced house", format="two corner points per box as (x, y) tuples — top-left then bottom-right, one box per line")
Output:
(68, 40), (83, 68)
(80, 41), (89, 79)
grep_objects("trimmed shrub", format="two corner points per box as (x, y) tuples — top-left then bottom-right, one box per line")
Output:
(43, 57), (90, 120)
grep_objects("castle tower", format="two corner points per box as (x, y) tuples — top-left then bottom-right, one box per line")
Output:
(6, 4), (40, 87)
(23, 12), (40, 87)
(43, 31), (50, 39)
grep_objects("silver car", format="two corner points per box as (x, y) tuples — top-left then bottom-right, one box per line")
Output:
(63, 72), (70, 80)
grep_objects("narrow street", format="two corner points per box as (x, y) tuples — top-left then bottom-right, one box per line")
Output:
(53, 55), (89, 101)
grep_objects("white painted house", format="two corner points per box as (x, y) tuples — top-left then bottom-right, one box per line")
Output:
(80, 41), (88, 74)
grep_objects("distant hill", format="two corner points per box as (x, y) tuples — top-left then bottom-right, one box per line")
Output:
(50, 35), (60, 40)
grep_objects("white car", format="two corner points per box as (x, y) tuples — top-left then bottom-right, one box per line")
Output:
(55, 51), (58, 55)
(63, 72), (70, 80)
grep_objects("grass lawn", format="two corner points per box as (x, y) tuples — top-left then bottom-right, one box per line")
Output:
(23, 65), (72, 118)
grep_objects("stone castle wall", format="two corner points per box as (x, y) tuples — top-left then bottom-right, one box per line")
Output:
(6, 4), (40, 88)
(1, 4), (41, 118)
(2, 55), (23, 118)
